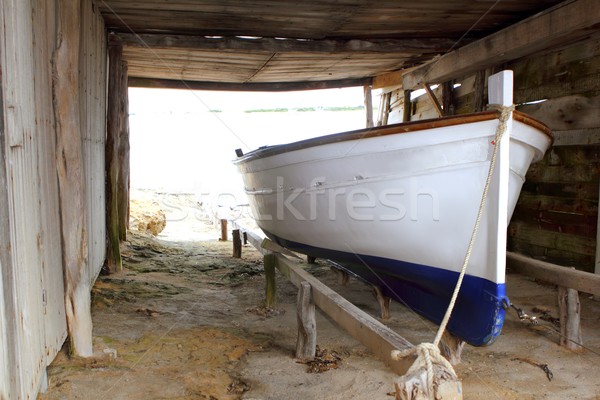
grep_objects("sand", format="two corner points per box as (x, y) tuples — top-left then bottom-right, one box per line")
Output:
(39, 192), (600, 400)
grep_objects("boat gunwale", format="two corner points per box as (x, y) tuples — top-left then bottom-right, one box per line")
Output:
(234, 110), (552, 164)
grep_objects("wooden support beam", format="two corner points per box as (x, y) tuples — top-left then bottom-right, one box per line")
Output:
(558, 286), (583, 351)
(53, 0), (92, 356)
(364, 84), (374, 128)
(424, 83), (444, 117)
(232, 229), (242, 258)
(118, 33), (455, 54)
(507, 251), (600, 297)
(243, 232), (248, 245)
(296, 281), (317, 361)
(472, 70), (487, 113)
(128, 76), (372, 92)
(105, 42), (123, 274)
(372, 70), (404, 91)
(272, 253), (415, 375)
(307, 255), (317, 264)
(372, 285), (391, 320)
(117, 60), (130, 241)
(402, 90), (412, 122)
(264, 253), (277, 308)
(403, 0), (600, 89)
(220, 219), (228, 241)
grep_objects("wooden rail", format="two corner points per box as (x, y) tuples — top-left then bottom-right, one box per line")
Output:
(231, 222), (415, 374)
(506, 251), (600, 351)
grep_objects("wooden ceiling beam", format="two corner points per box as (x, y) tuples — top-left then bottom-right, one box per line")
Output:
(128, 76), (372, 92)
(403, 0), (600, 89)
(115, 33), (455, 54)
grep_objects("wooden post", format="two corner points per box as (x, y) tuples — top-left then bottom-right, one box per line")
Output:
(402, 89), (412, 122)
(439, 331), (465, 365)
(232, 229), (242, 258)
(104, 41), (123, 274)
(220, 219), (228, 241)
(243, 231), (248, 245)
(53, 0), (93, 356)
(296, 281), (317, 361)
(472, 70), (486, 112)
(372, 285), (391, 320)
(442, 81), (454, 116)
(117, 60), (130, 241)
(307, 255), (317, 264)
(364, 84), (374, 128)
(264, 253), (277, 308)
(558, 286), (583, 351)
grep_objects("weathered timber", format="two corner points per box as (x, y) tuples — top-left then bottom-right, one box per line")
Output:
(128, 77), (372, 92)
(105, 43), (123, 274)
(372, 70), (404, 91)
(264, 253), (277, 308)
(507, 251), (600, 297)
(442, 81), (454, 116)
(307, 255), (316, 264)
(364, 84), (374, 128)
(424, 83), (443, 117)
(403, 90), (412, 122)
(403, 0), (600, 89)
(52, 0), (92, 356)
(118, 33), (455, 54)
(220, 219), (228, 241)
(296, 281), (317, 361)
(272, 252), (415, 375)
(372, 285), (391, 320)
(472, 70), (486, 113)
(558, 285), (583, 351)
(232, 229), (242, 258)
(439, 331), (465, 366)
(508, 222), (596, 259)
(243, 231), (248, 245)
(117, 60), (130, 241)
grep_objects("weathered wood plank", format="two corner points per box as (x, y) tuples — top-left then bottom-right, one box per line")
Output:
(232, 229), (242, 258)
(119, 33), (455, 54)
(403, 0), (600, 89)
(518, 94), (600, 131)
(508, 221), (596, 257)
(272, 253), (415, 375)
(506, 251), (600, 296)
(364, 84), (373, 128)
(53, 0), (92, 357)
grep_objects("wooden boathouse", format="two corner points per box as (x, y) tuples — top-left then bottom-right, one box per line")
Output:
(1, 0), (598, 398)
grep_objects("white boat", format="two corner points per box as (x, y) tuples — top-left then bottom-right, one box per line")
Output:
(234, 71), (552, 345)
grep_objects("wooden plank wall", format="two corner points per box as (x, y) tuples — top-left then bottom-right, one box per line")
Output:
(80, 0), (108, 284)
(0, 0), (107, 398)
(385, 33), (600, 272)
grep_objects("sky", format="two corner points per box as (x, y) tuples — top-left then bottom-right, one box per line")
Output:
(128, 87), (371, 195)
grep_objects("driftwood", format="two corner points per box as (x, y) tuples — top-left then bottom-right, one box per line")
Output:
(296, 281), (317, 361)
(52, 0), (92, 356)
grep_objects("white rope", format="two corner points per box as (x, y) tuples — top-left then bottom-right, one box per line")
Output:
(391, 105), (515, 398)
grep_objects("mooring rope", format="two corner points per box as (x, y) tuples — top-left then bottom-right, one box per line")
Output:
(391, 105), (515, 398)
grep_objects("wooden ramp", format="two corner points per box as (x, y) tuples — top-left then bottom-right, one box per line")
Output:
(232, 223), (415, 375)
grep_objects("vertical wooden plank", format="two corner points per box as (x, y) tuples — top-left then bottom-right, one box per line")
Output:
(442, 81), (455, 116)
(1, 0), (48, 395)
(220, 219), (228, 241)
(117, 60), (130, 241)
(105, 42), (123, 273)
(53, 0), (92, 357)
(402, 90), (412, 122)
(364, 84), (373, 128)
(32, 0), (67, 365)
(472, 69), (486, 112)
(296, 281), (317, 361)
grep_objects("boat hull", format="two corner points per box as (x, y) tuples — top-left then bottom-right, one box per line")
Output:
(235, 112), (551, 346)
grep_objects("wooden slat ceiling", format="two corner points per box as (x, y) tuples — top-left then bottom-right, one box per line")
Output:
(99, 0), (567, 87)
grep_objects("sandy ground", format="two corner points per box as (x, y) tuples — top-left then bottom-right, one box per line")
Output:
(39, 192), (600, 400)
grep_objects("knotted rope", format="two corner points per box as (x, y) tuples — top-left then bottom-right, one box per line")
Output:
(391, 105), (515, 398)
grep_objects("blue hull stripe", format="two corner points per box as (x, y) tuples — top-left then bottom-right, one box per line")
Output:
(263, 230), (508, 346)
